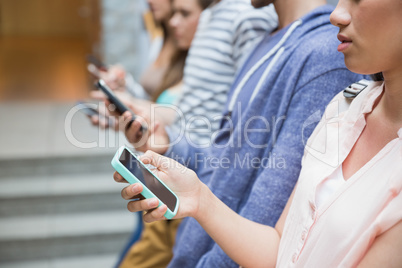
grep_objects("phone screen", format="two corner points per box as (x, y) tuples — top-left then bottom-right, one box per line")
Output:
(75, 102), (99, 117)
(119, 149), (177, 212)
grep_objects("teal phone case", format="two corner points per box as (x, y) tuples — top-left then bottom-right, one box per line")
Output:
(111, 146), (179, 219)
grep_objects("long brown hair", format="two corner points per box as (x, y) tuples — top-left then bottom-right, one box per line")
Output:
(152, 49), (187, 102)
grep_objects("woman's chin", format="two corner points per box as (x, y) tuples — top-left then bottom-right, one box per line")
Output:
(344, 58), (378, 76)
(177, 42), (190, 51)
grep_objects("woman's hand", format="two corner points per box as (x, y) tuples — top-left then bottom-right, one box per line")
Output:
(114, 152), (283, 268)
(88, 90), (136, 130)
(89, 90), (170, 154)
(114, 150), (207, 222)
(121, 108), (170, 154)
(88, 64), (126, 91)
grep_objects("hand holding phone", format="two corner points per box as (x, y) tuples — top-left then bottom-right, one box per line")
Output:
(86, 54), (108, 71)
(87, 56), (126, 91)
(75, 101), (100, 117)
(96, 79), (147, 132)
(112, 146), (179, 219)
(75, 101), (114, 127)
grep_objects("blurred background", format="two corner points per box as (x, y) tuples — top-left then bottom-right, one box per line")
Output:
(0, 0), (149, 101)
(0, 0), (149, 267)
(0, 0), (339, 267)
(0, 0), (340, 102)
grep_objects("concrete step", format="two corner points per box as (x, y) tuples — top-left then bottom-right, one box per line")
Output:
(0, 170), (138, 263)
(0, 172), (129, 217)
(0, 153), (115, 178)
(0, 211), (136, 241)
(0, 173), (123, 199)
(0, 254), (118, 268)
(0, 192), (125, 217)
(0, 211), (139, 262)
(0, 102), (138, 265)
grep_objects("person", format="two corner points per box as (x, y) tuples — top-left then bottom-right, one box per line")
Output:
(108, 0), (278, 140)
(88, 0), (183, 129)
(116, 1), (215, 267)
(116, 0), (402, 266)
(90, 2), (276, 266)
(166, 0), (277, 146)
(115, 0), (367, 267)
(116, 1), (278, 267)
(89, 0), (184, 104)
(140, 0), (184, 102)
(94, 0), (277, 128)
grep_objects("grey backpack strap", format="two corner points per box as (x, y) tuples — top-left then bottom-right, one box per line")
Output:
(339, 79), (371, 113)
(343, 79), (370, 99)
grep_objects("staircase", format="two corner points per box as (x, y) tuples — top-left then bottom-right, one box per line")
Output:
(0, 103), (139, 268)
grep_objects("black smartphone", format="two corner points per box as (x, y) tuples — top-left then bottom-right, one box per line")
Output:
(75, 101), (114, 126)
(95, 80), (146, 132)
(76, 101), (100, 117)
(86, 54), (108, 71)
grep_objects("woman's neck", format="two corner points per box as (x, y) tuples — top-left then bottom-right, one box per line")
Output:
(274, 0), (327, 30)
(380, 70), (402, 124)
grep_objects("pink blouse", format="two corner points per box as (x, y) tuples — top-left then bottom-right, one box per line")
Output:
(277, 82), (402, 267)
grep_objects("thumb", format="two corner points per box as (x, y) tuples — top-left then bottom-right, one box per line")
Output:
(140, 150), (167, 169)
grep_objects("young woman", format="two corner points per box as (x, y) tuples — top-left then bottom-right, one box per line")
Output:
(90, 0), (182, 102)
(90, 0), (213, 127)
(140, 0), (184, 102)
(153, 0), (213, 105)
(115, 0), (402, 266)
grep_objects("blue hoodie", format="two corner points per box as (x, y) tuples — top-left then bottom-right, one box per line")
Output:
(165, 5), (366, 267)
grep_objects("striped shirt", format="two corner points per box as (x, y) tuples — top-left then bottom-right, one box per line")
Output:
(170, 0), (278, 146)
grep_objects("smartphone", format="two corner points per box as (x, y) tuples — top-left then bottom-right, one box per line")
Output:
(112, 146), (179, 219)
(75, 101), (99, 117)
(75, 101), (114, 126)
(95, 79), (146, 132)
(86, 54), (108, 71)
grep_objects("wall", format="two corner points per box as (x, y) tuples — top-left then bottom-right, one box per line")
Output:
(0, 0), (92, 36)
(100, 0), (149, 80)
(327, 0), (339, 6)
(0, 0), (101, 101)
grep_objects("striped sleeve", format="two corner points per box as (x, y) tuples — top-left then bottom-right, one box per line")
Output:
(231, 5), (278, 70)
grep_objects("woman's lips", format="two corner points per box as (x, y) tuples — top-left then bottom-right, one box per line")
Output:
(337, 34), (352, 52)
(338, 42), (352, 52)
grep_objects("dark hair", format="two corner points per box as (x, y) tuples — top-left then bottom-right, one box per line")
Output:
(153, 0), (214, 101)
(198, 0), (216, 9)
(152, 50), (187, 102)
(371, 72), (384, 81)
